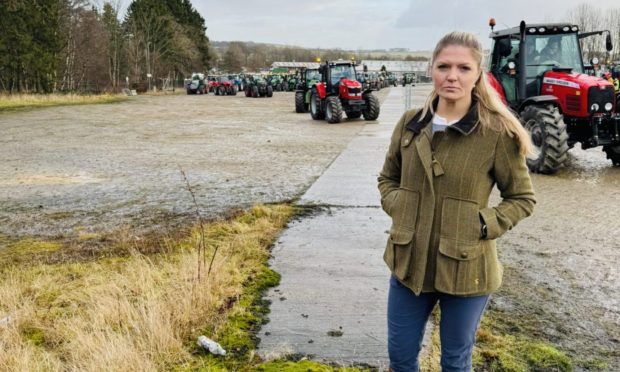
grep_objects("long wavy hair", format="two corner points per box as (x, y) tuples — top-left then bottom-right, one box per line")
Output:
(419, 31), (534, 156)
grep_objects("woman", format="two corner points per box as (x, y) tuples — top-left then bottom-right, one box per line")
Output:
(378, 31), (536, 371)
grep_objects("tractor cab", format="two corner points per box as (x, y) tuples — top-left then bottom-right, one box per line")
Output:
(488, 20), (620, 173)
(294, 68), (321, 113)
(320, 61), (358, 93)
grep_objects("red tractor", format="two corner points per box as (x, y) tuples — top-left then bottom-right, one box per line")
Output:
(214, 76), (236, 96)
(488, 20), (619, 173)
(309, 60), (380, 124)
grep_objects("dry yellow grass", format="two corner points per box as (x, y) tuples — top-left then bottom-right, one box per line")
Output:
(0, 204), (293, 371)
(0, 93), (127, 110)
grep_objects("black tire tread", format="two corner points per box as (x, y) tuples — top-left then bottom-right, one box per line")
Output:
(521, 105), (569, 174)
(363, 93), (380, 121)
(326, 96), (343, 124)
(295, 91), (306, 113)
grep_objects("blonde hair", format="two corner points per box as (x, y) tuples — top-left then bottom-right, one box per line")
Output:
(420, 31), (534, 156)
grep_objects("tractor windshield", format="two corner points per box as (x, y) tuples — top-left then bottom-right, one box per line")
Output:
(306, 69), (320, 81)
(526, 33), (583, 75)
(330, 65), (356, 85)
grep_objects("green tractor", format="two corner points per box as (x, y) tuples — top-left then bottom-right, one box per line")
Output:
(294, 68), (321, 113)
(387, 72), (398, 87)
(402, 72), (416, 86)
(185, 72), (209, 94)
(281, 74), (295, 92)
(245, 74), (273, 98)
(268, 74), (284, 91)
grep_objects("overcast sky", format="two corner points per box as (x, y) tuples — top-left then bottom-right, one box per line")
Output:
(192, 0), (619, 51)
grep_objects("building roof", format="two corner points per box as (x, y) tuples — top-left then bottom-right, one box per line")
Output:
(271, 62), (320, 69)
(360, 60), (430, 73)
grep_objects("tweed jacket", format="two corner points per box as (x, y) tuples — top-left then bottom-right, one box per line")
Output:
(378, 102), (536, 296)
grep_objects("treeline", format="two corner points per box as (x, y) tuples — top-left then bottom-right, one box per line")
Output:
(565, 4), (620, 62)
(214, 41), (428, 73)
(0, 0), (211, 93)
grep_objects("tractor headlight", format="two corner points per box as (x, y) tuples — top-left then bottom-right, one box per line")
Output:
(591, 103), (600, 111)
(605, 102), (613, 111)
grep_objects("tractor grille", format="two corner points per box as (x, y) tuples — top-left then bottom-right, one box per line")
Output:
(348, 87), (361, 94)
(587, 85), (614, 113)
(565, 95), (581, 112)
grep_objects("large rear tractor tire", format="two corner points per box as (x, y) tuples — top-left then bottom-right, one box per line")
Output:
(295, 91), (306, 113)
(267, 85), (273, 97)
(520, 104), (569, 174)
(325, 96), (343, 124)
(245, 87), (251, 97)
(310, 89), (325, 120)
(603, 145), (620, 166)
(230, 86), (237, 96)
(253, 85), (259, 98)
(362, 93), (380, 121)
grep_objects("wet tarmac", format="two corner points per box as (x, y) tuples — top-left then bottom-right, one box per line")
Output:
(0, 89), (388, 239)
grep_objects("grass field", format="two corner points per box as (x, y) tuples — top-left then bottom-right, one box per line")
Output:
(0, 93), (128, 110)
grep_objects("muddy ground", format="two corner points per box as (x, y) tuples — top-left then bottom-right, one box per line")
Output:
(1, 86), (619, 369)
(0, 89), (388, 239)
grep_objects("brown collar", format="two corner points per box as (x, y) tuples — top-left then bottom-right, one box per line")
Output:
(405, 98), (480, 136)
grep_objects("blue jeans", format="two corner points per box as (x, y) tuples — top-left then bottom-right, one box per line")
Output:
(387, 275), (489, 372)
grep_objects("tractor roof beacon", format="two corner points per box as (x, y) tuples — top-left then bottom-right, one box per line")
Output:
(488, 20), (620, 172)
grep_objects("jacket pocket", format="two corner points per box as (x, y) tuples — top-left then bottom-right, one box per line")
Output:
(390, 188), (420, 230)
(435, 237), (487, 295)
(384, 226), (415, 280)
(440, 197), (481, 243)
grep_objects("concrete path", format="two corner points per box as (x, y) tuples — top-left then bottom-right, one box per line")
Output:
(259, 86), (432, 369)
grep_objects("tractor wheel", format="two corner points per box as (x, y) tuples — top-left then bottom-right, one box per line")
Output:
(325, 96), (343, 124)
(267, 86), (273, 97)
(186, 88), (192, 95)
(346, 110), (362, 119)
(362, 93), (380, 121)
(253, 86), (259, 98)
(245, 87), (251, 97)
(218, 86), (225, 96)
(310, 89), (325, 120)
(295, 91), (306, 113)
(603, 145), (620, 166)
(520, 105), (569, 174)
(231, 87), (237, 96)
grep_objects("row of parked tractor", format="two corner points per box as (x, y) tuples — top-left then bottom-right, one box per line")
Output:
(185, 61), (419, 124)
(185, 73), (320, 98)
(184, 68), (417, 98)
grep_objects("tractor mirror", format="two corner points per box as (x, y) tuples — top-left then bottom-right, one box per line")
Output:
(606, 34), (613, 52)
(497, 38), (512, 57)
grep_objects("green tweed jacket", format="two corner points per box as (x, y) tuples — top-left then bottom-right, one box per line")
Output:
(378, 102), (536, 296)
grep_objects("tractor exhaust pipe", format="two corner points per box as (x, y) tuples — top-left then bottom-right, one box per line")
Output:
(518, 21), (527, 102)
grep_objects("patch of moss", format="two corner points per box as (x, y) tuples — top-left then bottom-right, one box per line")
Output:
(253, 359), (366, 371)
(0, 238), (63, 267)
(474, 313), (573, 372)
(22, 325), (46, 346)
(575, 357), (610, 370)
